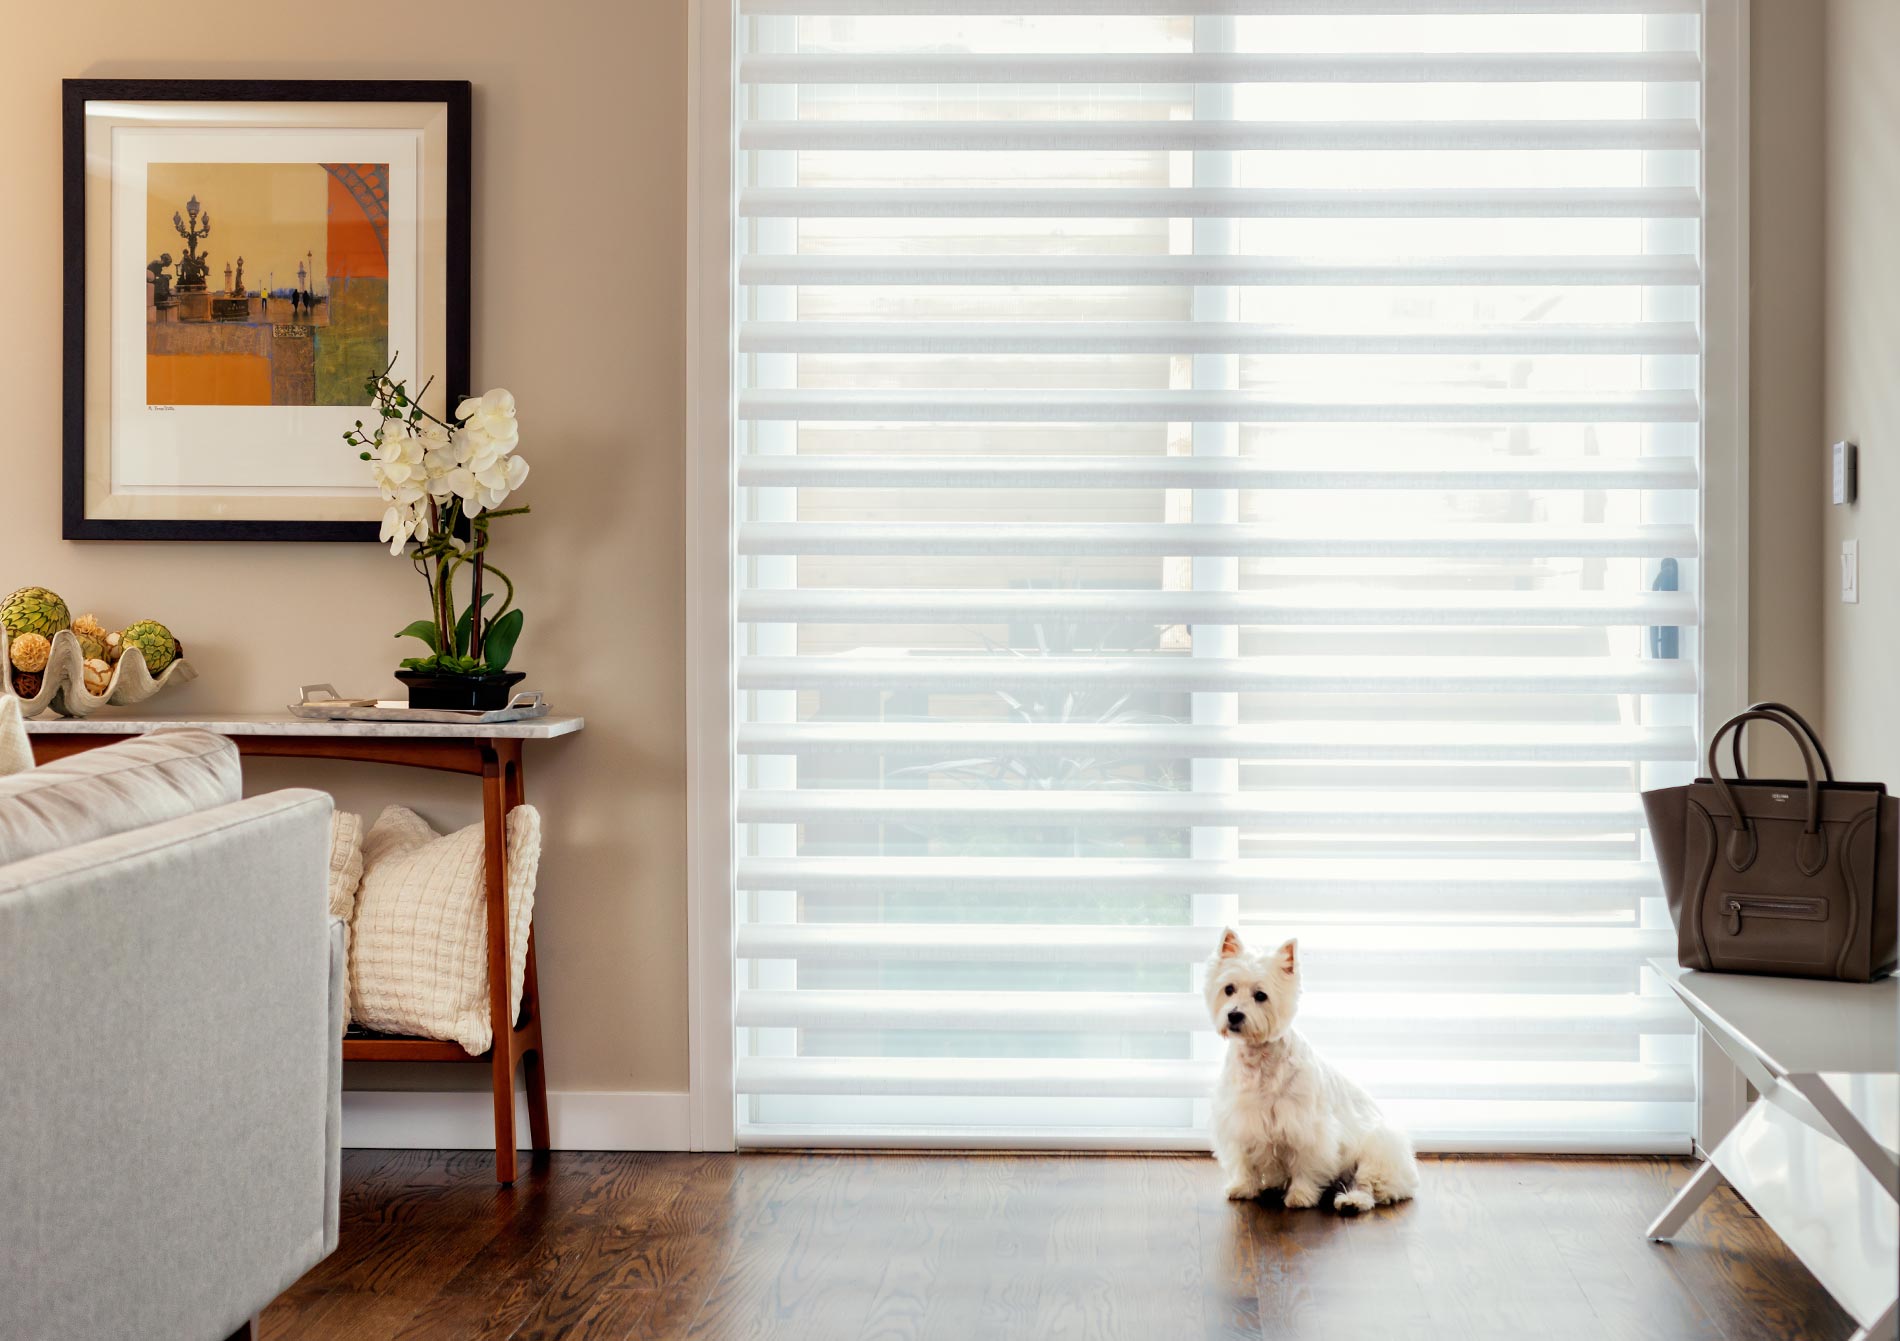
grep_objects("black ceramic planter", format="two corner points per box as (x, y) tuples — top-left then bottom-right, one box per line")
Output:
(395, 669), (526, 712)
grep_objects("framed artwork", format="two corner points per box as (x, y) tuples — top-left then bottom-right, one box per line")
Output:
(61, 79), (470, 540)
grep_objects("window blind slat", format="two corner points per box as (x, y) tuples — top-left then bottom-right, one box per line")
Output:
(735, 989), (1692, 1035)
(736, 451), (1700, 487)
(736, 654), (1696, 694)
(730, 1126), (1695, 1156)
(738, 320), (1702, 356)
(736, 853), (1660, 893)
(739, 119), (1701, 152)
(736, 1057), (1694, 1102)
(737, 922), (1672, 963)
(738, 520), (1698, 557)
(735, 722), (1700, 762)
(739, 588), (1699, 625)
(741, 0), (1699, 13)
(738, 255), (1700, 288)
(741, 52), (1701, 84)
(737, 388), (1699, 423)
(739, 187), (1703, 220)
(736, 858), (1658, 917)
(737, 788), (1652, 829)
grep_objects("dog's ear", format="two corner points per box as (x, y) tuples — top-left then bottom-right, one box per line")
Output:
(1217, 927), (1244, 959)
(1275, 937), (1299, 974)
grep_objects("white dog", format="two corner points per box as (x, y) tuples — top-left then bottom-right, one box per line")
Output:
(1205, 928), (1419, 1212)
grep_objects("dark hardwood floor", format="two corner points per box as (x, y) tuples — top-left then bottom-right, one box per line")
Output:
(261, 1150), (1849, 1341)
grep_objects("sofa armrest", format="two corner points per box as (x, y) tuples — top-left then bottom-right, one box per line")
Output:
(325, 913), (346, 1256)
(0, 788), (338, 1341)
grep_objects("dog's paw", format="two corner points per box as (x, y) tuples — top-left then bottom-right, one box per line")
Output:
(1223, 1178), (1259, 1201)
(1333, 1187), (1375, 1214)
(1283, 1183), (1322, 1209)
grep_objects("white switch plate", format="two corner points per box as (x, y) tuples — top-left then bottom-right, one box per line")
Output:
(1842, 539), (1859, 603)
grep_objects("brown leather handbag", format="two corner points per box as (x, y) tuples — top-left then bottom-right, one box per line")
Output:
(1642, 703), (1898, 981)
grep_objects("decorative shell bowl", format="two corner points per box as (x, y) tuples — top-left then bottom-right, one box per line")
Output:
(0, 628), (195, 719)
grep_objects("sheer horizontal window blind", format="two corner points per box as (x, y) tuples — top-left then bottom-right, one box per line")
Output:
(731, 0), (1704, 1152)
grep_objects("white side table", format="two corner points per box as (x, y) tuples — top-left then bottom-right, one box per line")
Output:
(1647, 961), (1898, 1341)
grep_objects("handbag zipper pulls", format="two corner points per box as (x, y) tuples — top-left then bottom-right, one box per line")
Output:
(1726, 898), (1742, 936)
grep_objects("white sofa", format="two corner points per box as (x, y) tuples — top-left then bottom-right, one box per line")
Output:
(0, 730), (342, 1341)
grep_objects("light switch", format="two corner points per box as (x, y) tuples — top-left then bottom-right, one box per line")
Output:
(1842, 539), (1859, 603)
(1834, 441), (1859, 505)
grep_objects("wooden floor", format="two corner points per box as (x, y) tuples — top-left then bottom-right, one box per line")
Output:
(262, 1150), (1850, 1341)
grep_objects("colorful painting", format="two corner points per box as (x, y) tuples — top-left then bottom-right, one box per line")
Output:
(143, 162), (390, 407)
(67, 80), (467, 540)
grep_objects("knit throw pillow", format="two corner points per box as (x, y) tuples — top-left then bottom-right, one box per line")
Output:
(349, 804), (541, 1054)
(328, 811), (365, 1030)
(0, 695), (31, 777)
(328, 811), (365, 921)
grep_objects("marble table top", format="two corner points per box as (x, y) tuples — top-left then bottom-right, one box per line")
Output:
(24, 710), (585, 741)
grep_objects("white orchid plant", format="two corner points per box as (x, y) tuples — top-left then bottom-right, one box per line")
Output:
(345, 359), (531, 678)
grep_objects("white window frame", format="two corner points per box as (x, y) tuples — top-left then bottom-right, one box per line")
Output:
(683, 0), (1752, 1155)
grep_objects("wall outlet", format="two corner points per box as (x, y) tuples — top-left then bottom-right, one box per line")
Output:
(1842, 539), (1859, 603)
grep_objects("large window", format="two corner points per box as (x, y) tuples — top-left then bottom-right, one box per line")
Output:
(725, 0), (1720, 1151)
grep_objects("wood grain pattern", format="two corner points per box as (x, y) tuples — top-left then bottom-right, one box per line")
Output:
(262, 1151), (1854, 1341)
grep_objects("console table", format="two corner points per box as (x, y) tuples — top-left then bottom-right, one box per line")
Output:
(1647, 961), (1898, 1341)
(27, 711), (584, 1185)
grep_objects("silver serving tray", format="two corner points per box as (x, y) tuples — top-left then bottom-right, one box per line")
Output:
(289, 683), (550, 725)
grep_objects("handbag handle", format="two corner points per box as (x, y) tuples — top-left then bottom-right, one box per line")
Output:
(1727, 700), (1835, 782)
(1707, 710), (1826, 873)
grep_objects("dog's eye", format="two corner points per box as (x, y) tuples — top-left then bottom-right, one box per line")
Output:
(1252, 991), (1267, 1003)
(1223, 984), (1235, 996)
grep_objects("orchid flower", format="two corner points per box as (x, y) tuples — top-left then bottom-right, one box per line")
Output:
(350, 368), (529, 674)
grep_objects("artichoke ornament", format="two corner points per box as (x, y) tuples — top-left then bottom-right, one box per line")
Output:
(118, 620), (177, 673)
(1, 587), (71, 641)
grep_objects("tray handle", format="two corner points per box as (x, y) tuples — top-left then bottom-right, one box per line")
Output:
(504, 690), (545, 713)
(299, 683), (343, 705)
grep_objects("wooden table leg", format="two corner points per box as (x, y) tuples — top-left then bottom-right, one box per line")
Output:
(482, 743), (520, 1184)
(507, 750), (552, 1155)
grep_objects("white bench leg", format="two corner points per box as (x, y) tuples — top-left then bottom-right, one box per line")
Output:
(1647, 1157), (1726, 1240)
(1849, 1300), (1897, 1341)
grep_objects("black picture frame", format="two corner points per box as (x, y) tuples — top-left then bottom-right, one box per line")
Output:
(61, 79), (471, 542)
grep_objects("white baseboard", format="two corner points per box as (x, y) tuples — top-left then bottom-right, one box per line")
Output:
(341, 1088), (692, 1151)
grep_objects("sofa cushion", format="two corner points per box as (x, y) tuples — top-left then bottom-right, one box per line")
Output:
(328, 811), (365, 923)
(0, 696), (30, 777)
(0, 729), (241, 868)
(327, 812), (365, 1031)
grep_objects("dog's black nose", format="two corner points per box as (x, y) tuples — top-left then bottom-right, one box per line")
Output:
(1226, 1011), (1245, 1029)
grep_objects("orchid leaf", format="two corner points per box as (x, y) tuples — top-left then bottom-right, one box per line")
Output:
(483, 608), (524, 672)
(395, 620), (439, 651)
(453, 594), (495, 656)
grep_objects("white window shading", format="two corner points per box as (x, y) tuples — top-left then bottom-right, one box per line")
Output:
(727, 0), (1712, 1152)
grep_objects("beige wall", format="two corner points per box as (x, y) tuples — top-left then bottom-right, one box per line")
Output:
(0, 3), (1852, 1111)
(1822, 0), (1900, 782)
(0, 1), (689, 1096)
(1748, 0), (1828, 777)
